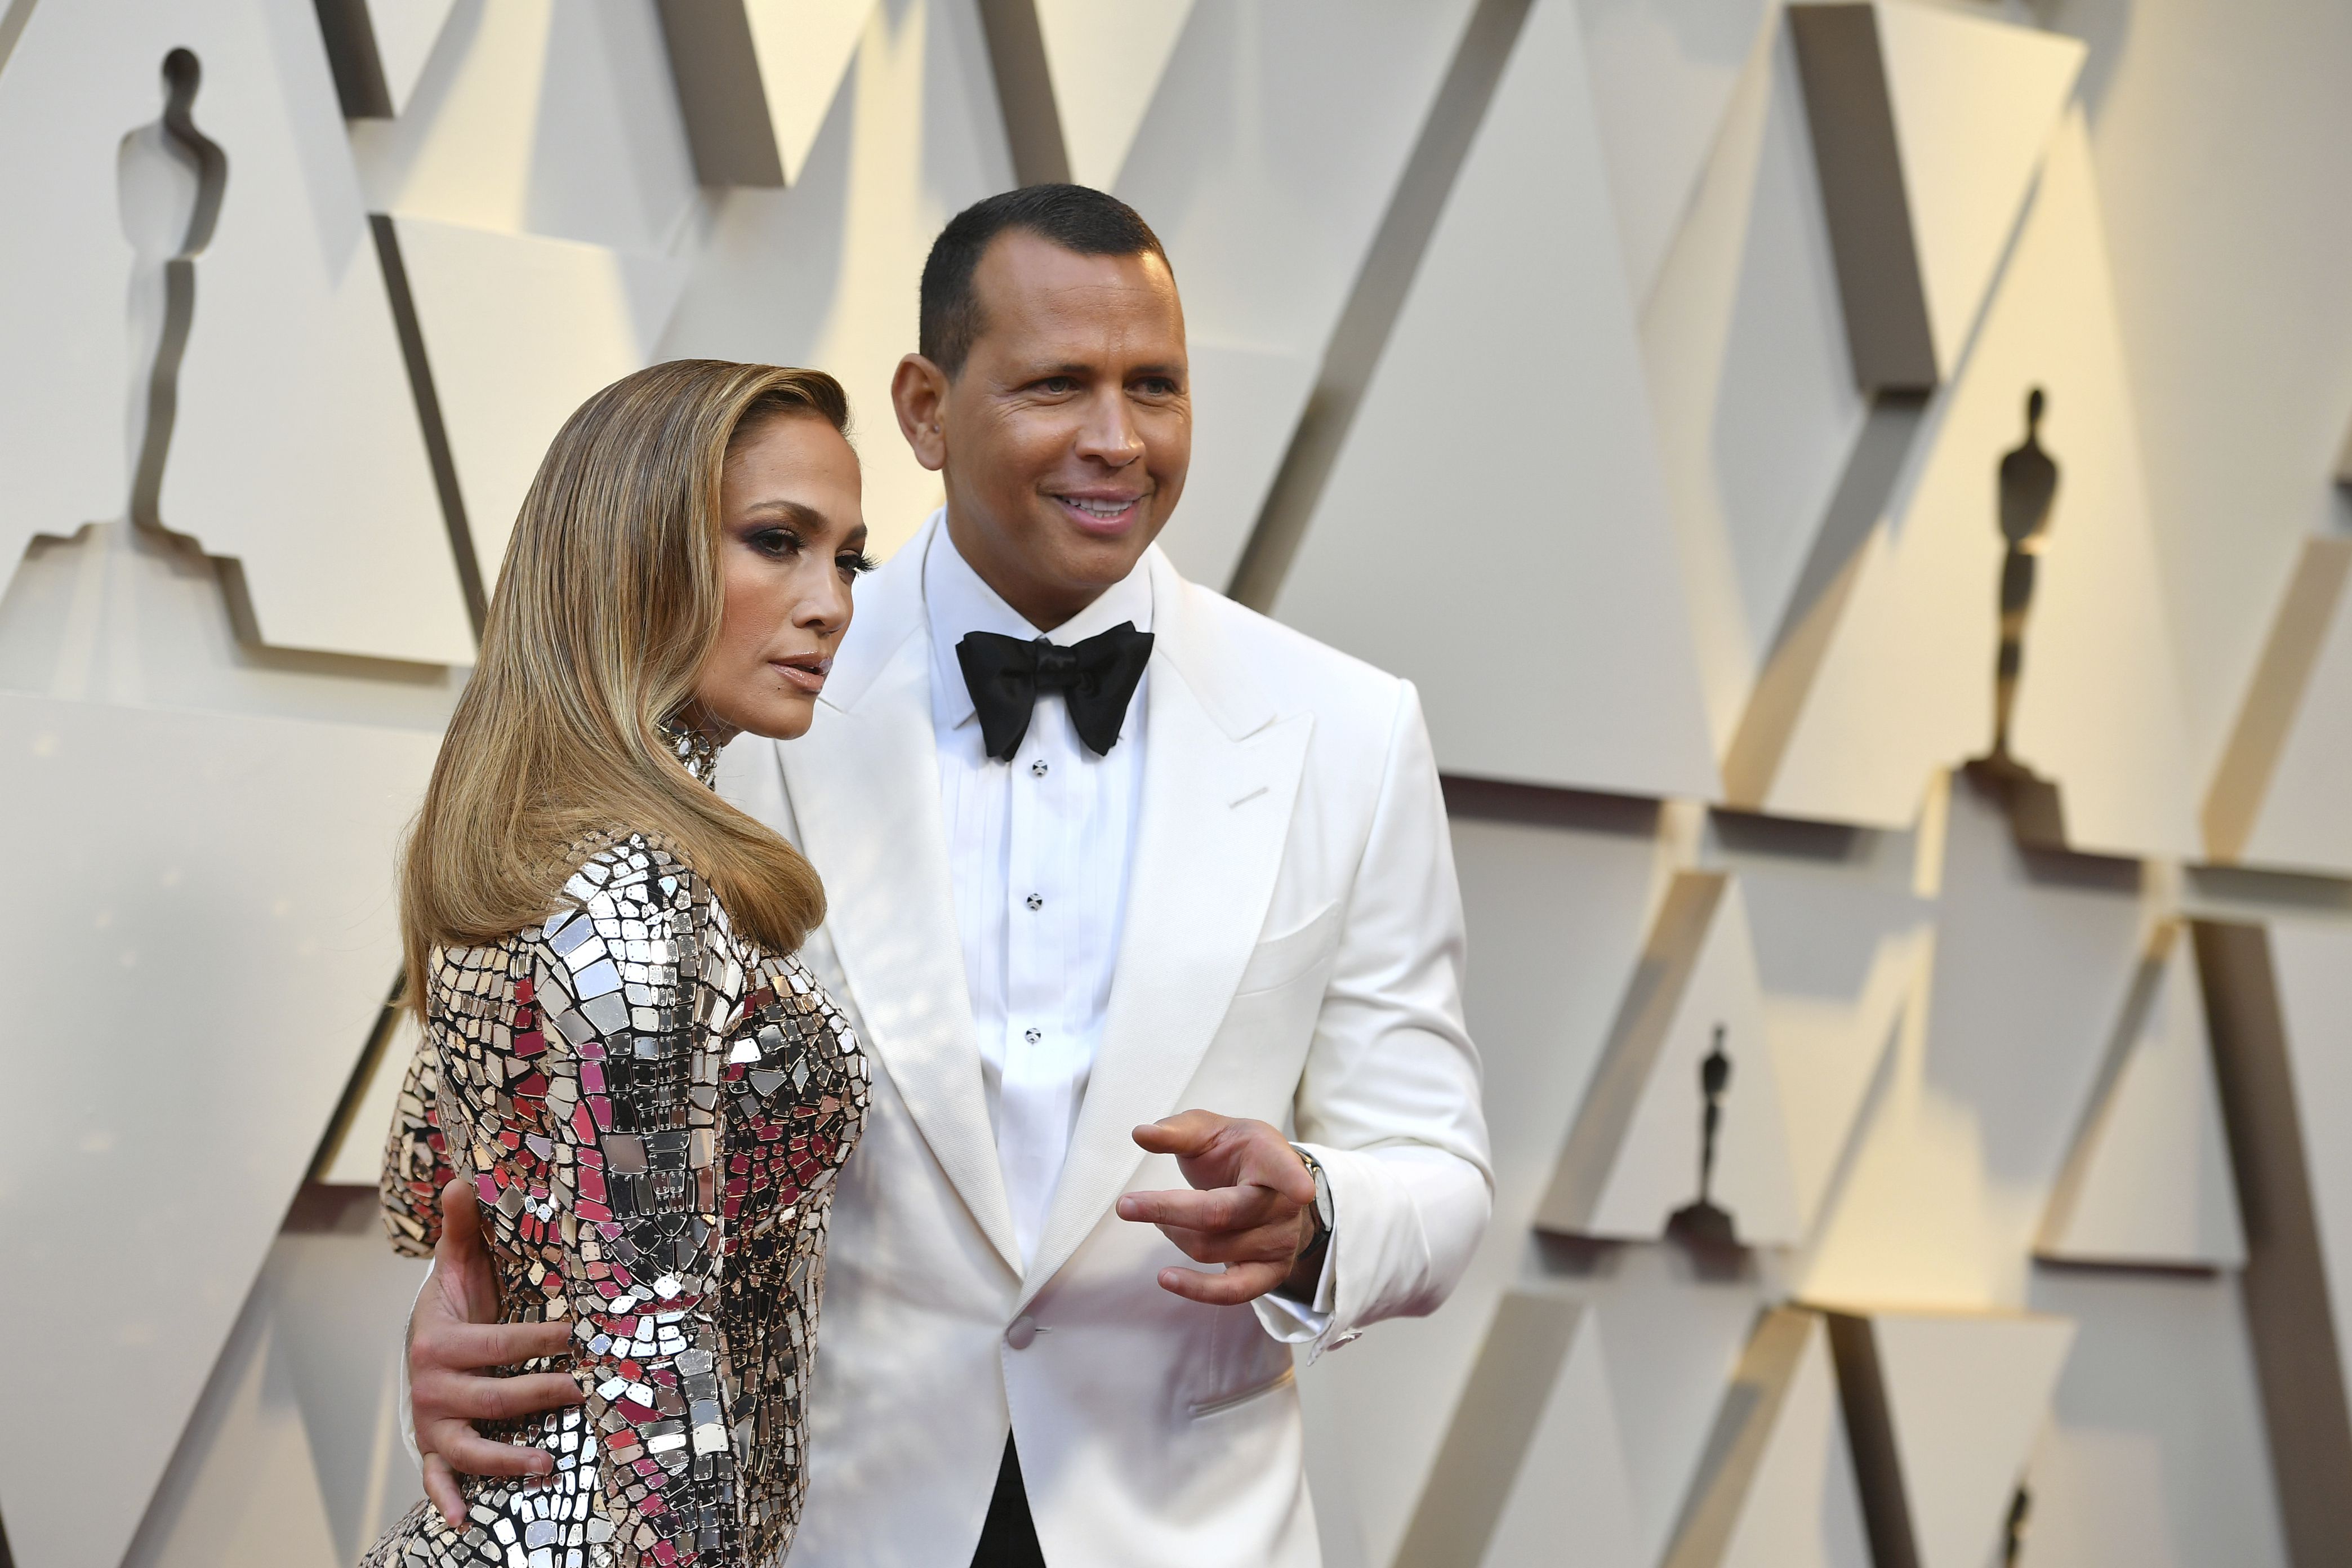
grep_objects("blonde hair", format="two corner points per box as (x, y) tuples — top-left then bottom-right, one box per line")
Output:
(400, 360), (850, 1007)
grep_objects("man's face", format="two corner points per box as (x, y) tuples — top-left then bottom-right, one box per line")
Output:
(902, 229), (1191, 630)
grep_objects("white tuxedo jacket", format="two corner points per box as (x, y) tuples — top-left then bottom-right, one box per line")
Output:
(716, 520), (1491, 1567)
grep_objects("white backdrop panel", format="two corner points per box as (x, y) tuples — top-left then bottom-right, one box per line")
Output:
(349, 0), (700, 255)
(1034, 0), (1198, 193)
(0, 693), (437, 1568)
(1274, 0), (1719, 799)
(1801, 772), (2150, 1308)
(659, 0), (1012, 559)
(1766, 111), (2197, 858)
(391, 216), (688, 588)
(1576, 0), (1778, 309)
(1301, 791), (1673, 1567)
(1641, 14), (1867, 757)
(1, 0), (477, 665)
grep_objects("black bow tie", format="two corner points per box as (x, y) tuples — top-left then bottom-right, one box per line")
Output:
(956, 621), (1153, 761)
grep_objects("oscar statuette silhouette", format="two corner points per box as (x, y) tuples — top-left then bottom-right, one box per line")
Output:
(1667, 1024), (1741, 1257)
(1966, 387), (2071, 845)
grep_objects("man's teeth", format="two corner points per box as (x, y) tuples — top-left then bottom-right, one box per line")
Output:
(1064, 496), (1133, 518)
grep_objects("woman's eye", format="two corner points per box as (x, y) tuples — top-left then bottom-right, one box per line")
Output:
(753, 528), (802, 558)
(839, 551), (878, 577)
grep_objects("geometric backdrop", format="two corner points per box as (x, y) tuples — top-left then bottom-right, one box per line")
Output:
(1, 2), (2347, 1566)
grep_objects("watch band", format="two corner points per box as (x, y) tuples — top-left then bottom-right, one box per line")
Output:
(1291, 1144), (1333, 1246)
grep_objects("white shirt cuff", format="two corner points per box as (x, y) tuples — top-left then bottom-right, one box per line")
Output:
(1256, 1247), (1336, 1342)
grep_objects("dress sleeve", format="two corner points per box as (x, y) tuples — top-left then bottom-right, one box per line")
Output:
(527, 843), (746, 1566)
(381, 1027), (452, 1258)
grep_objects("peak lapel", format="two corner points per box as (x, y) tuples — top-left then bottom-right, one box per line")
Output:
(1021, 575), (1312, 1301)
(781, 534), (1020, 1273)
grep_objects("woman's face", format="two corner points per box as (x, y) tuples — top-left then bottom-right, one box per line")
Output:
(691, 413), (868, 742)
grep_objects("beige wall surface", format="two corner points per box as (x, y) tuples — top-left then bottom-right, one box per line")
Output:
(1, 2), (2345, 1566)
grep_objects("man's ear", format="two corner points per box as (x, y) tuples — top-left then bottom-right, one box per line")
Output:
(892, 353), (951, 473)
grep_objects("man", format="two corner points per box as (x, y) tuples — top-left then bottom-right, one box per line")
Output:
(406, 185), (1491, 1567)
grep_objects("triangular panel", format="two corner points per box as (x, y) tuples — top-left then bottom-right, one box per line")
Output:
(661, 0), (875, 188)
(1578, 0), (1775, 305)
(2269, 921), (2352, 1429)
(316, 1003), (421, 1189)
(1393, 1291), (1641, 1568)
(2038, 923), (2246, 1269)
(1663, 1308), (1874, 1568)
(1542, 872), (1801, 1246)
(1873, 2), (2084, 376)
(1641, 15), (1873, 760)
(1035, 0), (1197, 192)
(2216, 537), (2352, 876)
(2, 0), (477, 665)
(2196, 917), (2352, 1562)
(1761, 110), (2197, 858)
(317, 0), (462, 118)
(1155, 338), (1315, 594)
(0, 694), (440, 1568)
(1273, 0), (1718, 799)
(1788, 2), (2082, 389)
(1825, 1307), (2075, 1568)
(1802, 769), (2146, 1307)
(366, 0), (462, 117)
(391, 217), (689, 589)
(747, 0), (880, 186)
(658, 0), (1013, 560)
(0, 0), (476, 663)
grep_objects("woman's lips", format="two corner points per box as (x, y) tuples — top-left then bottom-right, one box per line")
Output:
(773, 656), (831, 693)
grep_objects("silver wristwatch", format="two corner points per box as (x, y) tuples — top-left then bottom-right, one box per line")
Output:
(1292, 1144), (1334, 1248)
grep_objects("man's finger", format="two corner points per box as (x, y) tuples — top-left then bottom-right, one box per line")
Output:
(1155, 1260), (1290, 1306)
(421, 1370), (586, 1423)
(424, 1422), (559, 1480)
(1116, 1184), (1281, 1232)
(1130, 1110), (1226, 1159)
(422, 1452), (467, 1530)
(415, 1317), (576, 1374)
(1151, 1223), (1298, 1267)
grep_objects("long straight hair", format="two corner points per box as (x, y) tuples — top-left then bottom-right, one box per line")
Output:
(400, 360), (849, 1008)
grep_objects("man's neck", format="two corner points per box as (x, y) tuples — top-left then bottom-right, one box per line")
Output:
(942, 505), (1107, 633)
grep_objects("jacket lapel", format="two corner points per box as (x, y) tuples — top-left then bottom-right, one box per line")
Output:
(1021, 557), (1312, 1301)
(779, 522), (1021, 1272)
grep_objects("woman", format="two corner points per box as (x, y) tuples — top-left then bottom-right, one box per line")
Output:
(366, 360), (872, 1568)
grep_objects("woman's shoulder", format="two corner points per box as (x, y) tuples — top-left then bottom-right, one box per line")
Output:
(541, 828), (754, 954)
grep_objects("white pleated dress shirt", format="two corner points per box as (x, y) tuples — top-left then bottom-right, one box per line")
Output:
(924, 520), (1153, 1267)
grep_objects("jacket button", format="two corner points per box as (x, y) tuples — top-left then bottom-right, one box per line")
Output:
(1005, 1316), (1039, 1351)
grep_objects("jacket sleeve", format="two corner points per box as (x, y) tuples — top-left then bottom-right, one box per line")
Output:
(1258, 681), (1493, 1356)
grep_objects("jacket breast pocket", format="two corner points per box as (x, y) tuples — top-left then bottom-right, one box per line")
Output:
(1233, 902), (1343, 997)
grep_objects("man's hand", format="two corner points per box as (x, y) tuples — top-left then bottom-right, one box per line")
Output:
(1117, 1111), (1322, 1306)
(409, 1177), (585, 1527)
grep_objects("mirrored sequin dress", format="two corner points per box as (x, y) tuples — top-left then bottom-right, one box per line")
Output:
(365, 758), (866, 1568)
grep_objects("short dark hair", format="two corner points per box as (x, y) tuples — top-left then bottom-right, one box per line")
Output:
(919, 184), (1168, 378)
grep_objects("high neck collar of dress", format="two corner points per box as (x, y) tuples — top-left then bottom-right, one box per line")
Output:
(660, 714), (724, 786)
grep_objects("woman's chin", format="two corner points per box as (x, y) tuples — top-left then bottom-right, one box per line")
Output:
(737, 696), (816, 743)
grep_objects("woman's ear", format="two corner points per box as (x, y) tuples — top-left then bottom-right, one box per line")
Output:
(890, 353), (951, 473)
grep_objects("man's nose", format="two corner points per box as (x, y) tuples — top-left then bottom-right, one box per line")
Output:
(1073, 388), (1144, 465)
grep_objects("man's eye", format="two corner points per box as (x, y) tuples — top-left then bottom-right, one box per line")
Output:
(1037, 377), (1077, 395)
(1136, 378), (1179, 397)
